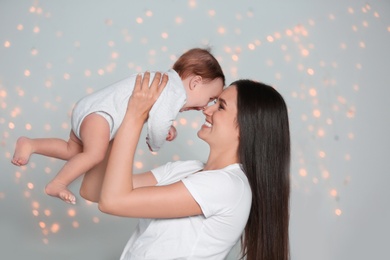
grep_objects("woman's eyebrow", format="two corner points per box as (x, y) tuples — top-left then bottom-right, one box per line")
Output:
(218, 97), (227, 106)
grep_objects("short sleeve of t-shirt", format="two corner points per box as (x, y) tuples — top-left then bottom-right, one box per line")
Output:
(151, 160), (204, 186)
(182, 164), (249, 218)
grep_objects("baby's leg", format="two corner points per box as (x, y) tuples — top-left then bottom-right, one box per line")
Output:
(79, 142), (112, 203)
(12, 132), (83, 166)
(45, 113), (111, 204)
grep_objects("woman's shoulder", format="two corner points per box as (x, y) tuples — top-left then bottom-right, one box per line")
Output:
(164, 160), (205, 172)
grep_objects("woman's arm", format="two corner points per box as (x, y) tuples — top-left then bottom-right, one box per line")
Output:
(79, 142), (157, 203)
(98, 72), (202, 218)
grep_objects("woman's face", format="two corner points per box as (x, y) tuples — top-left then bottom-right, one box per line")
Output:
(198, 85), (239, 150)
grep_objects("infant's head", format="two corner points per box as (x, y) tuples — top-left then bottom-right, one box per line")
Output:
(173, 48), (225, 111)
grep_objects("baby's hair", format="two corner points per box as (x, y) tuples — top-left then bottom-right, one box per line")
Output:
(173, 48), (225, 86)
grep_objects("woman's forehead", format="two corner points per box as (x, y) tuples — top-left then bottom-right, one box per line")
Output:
(220, 85), (237, 98)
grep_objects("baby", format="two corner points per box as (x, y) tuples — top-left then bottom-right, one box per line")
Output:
(12, 48), (225, 204)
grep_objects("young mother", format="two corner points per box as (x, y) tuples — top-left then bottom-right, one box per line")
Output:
(80, 72), (291, 260)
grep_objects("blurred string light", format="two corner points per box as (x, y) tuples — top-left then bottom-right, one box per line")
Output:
(0, 1), (388, 244)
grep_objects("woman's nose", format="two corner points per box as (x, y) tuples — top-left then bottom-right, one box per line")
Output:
(202, 104), (216, 116)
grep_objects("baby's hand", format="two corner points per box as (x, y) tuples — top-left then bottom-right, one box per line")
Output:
(166, 125), (177, 141)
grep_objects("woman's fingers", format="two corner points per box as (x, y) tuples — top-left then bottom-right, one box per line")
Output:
(158, 73), (169, 94)
(141, 71), (152, 91)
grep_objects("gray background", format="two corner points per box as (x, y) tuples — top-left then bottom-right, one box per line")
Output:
(1, 0), (389, 259)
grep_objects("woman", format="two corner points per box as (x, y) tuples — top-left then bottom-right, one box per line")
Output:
(80, 72), (290, 260)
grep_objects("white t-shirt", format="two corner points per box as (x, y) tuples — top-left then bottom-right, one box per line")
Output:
(120, 160), (252, 260)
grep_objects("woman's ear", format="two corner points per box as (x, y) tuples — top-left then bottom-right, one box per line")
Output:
(189, 75), (203, 90)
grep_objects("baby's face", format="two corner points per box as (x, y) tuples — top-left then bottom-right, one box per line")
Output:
(181, 78), (224, 111)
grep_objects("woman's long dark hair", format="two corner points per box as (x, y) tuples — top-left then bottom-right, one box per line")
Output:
(234, 80), (290, 260)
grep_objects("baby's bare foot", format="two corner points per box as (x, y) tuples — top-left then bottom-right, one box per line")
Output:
(45, 181), (76, 204)
(12, 137), (34, 166)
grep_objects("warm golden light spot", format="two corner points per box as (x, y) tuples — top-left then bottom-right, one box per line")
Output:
(0, 90), (6, 97)
(27, 182), (34, 189)
(68, 209), (76, 217)
(274, 32), (281, 39)
(45, 80), (52, 88)
(248, 43), (255, 50)
(285, 29), (293, 36)
(322, 170), (330, 179)
(72, 221), (79, 228)
(362, 21), (368, 28)
(374, 12), (380, 18)
(330, 189), (338, 197)
(135, 161), (143, 169)
(17, 24), (24, 30)
(335, 209), (342, 216)
(24, 70), (31, 77)
(161, 32), (168, 39)
(4, 41), (11, 48)
(175, 17), (183, 24)
(8, 122), (15, 129)
(317, 128), (325, 137)
(307, 68), (314, 75)
(84, 70), (92, 77)
(179, 118), (187, 125)
(313, 109), (321, 118)
(218, 27), (226, 34)
(266, 60), (274, 66)
(172, 154), (180, 161)
(32, 201), (40, 209)
(29, 6), (36, 13)
(136, 17), (143, 24)
(61, 122), (69, 129)
(111, 52), (119, 59)
(301, 49), (309, 56)
(51, 223), (60, 233)
(319, 151), (326, 158)
(208, 10), (216, 16)
(32, 210), (39, 216)
(359, 42), (366, 48)
(266, 35), (274, 42)
(33, 26), (40, 33)
(98, 69), (105, 75)
(340, 43), (347, 49)
(43, 238), (49, 245)
(309, 88), (317, 96)
(189, 0), (197, 8)
(92, 217), (100, 223)
(146, 10), (153, 17)
(348, 7), (354, 14)
(25, 123), (32, 130)
(42, 229), (49, 235)
(299, 168), (307, 177)
(24, 191), (31, 198)
(232, 54), (238, 61)
(44, 209), (51, 216)
(39, 222), (46, 229)
(63, 73), (70, 80)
